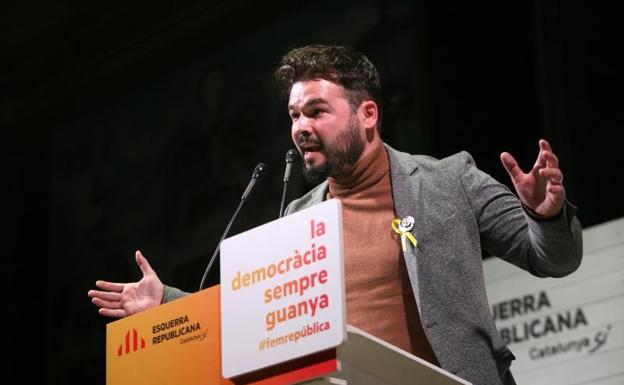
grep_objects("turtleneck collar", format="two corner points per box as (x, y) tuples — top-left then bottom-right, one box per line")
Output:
(328, 140), (389, 198)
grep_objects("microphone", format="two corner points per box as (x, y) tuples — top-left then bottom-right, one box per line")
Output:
(279, 149), (299, 218)
(198, 162), (267, 290)
(242, 163), (268, 200)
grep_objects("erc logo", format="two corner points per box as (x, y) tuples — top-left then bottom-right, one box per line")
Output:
(117, 328), (147, 356)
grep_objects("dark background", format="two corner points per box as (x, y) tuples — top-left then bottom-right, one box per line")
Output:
(3, 1), (622, 383)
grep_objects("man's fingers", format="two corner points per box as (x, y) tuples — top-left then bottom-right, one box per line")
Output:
(539, 139), (553, 153)
(500, 152), (524, 182)
(91, 296), (120, 310)
(547, 184), (566, 199)
(98, 308), (127, 318)
(538, 139), (562, 169)
(136, 250), (155, 277)
(542, 150), (559, 169)
(533, 150), (546, 169)
(88, 290), (122, 301)
(539, 168), (564, 184)
(95, 280), (125, 293)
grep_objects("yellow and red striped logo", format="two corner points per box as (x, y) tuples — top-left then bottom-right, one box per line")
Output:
(117, 328), (147, 356)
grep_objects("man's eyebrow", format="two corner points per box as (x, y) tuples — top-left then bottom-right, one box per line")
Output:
(288, 98), (329, 112)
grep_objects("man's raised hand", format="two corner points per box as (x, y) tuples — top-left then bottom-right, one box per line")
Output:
(88, 250), (164, 318)
(500, 139), (566, 219)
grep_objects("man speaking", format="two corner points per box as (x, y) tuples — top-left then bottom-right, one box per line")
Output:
(89, 44), (582, 385)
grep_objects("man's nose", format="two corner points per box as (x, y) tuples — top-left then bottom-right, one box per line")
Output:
(292, 115), (314, 138)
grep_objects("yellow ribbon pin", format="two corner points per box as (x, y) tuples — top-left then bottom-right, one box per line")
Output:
(392, 217), (417, 252)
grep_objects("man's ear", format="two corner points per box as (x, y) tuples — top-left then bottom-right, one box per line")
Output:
(360, 100), (379, 140)
(360, 100), (378, 129)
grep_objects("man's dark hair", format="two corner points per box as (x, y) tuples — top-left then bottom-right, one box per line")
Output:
(274, 44), (383, 128)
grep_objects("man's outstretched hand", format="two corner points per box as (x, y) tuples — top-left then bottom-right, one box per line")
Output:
(500, 139), (566, 219)
(88, 250), (164, 318)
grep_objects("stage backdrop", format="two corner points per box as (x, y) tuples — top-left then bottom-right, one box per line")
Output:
(484, 217), (624, 385)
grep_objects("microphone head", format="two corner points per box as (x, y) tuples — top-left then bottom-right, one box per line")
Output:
(285, 149), (299, 164)
(252, 163), (268, 179)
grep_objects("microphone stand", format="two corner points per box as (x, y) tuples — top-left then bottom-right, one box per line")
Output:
(279, 181), (289, 218)
(198, 163), (267, 291)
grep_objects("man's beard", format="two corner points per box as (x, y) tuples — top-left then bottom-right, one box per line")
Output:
(300, 116), (365, 184)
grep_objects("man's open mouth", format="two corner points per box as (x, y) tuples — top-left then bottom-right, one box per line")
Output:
(301, 144), (322, 157)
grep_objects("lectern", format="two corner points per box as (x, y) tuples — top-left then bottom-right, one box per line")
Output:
(106, 286), (470, 385)
(106, 200), (470, 385)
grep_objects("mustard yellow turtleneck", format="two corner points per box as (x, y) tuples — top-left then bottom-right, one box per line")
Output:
(327, 141), (439, 365)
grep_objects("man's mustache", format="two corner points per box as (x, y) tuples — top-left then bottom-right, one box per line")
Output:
(297, 134), (322, 149)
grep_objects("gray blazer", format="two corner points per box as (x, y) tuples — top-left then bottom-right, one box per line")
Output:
(284, 145), (583, 385)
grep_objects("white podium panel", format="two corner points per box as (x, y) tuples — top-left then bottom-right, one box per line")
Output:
(220, 199), (346, 378)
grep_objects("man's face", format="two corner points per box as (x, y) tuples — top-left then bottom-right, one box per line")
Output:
(288, 79), (365, 183)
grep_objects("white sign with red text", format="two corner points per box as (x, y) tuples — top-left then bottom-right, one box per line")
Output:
(220, 199), (346, 378)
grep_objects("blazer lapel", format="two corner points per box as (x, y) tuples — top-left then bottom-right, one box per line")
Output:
(385, 145), (426, 312)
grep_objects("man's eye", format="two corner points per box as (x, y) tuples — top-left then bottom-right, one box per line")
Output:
(312, 109), (323, 116)
(290, 113), (300, 121)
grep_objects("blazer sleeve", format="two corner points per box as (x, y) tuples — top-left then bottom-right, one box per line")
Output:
(162, 285), (190, 303)
(457, 151), (583, 277)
